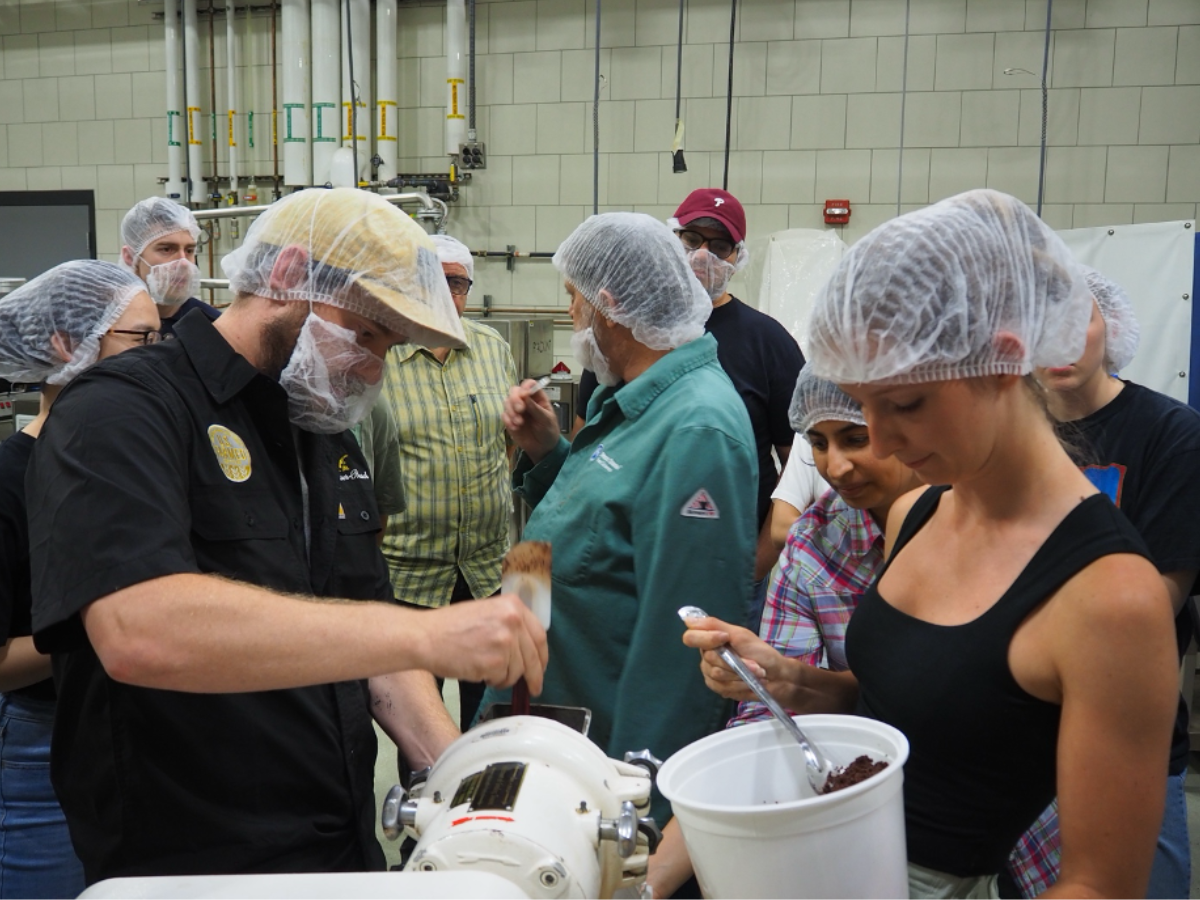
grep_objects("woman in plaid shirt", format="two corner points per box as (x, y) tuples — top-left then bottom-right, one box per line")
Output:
(726, 365), (918, 725)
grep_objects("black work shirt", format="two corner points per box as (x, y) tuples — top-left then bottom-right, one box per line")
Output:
(160, 296), (221, 337)
(0, 432), (54, 701)
(27, 310), (391, 883)
(706, 297), (805, 527)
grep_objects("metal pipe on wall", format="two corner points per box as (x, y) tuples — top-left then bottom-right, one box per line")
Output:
(208, 0), (219, 200)
(226, 0), (239, 200)
(183, 0), (206, 203)
(445, 0), (466, 156)
(310, 0), (339, 185)
(341, 0), (370, 180)
(282, 0), (312, 186)
(191, 191), (439, 220)
(375, 0), (398, 186)
(163, 0), (186, 198)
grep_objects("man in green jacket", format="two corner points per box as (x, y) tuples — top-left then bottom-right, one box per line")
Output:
(492, 212), (757, 824)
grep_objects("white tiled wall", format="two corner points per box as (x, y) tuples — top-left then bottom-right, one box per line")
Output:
(1, 0), (1199, 327)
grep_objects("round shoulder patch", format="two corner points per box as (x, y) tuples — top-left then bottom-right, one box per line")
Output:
(207, 424), (252, 483)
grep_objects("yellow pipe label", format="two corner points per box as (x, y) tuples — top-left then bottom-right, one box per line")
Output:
(342, 100), (366, 141)
(377, 100), (396, 140)
(448, 78), (464, 119)
(228, 110), (236, 147)
(187, 106), (202, 145)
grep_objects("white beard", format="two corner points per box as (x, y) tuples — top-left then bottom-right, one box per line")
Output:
(571, 327), (619, 386)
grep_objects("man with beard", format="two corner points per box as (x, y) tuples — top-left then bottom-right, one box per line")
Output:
(26, 189), (548, 884)
(119, 196), (217, 336)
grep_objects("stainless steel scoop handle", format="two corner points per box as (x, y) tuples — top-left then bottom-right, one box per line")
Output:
(678, 605), (833, 793)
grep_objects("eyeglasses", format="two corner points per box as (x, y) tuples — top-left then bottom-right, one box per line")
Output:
(445, 276), (473, 297)
(676, 229), (735, 260)
(109, 329), (163, 345)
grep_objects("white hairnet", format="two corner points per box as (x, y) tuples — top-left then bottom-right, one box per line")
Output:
(221, 188), (466, 349)
(431, 234), (474, 281)
(0, 260), (146, 386)
(789, 365), (867, 435)
(553, 212), (711, 351)
(807, 189), (1092, 385)
(120, 197), (200, 265)
(1081, 265), (1139, 372)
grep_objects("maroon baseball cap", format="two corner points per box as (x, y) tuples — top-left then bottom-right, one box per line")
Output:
(673, 189), (746, 243)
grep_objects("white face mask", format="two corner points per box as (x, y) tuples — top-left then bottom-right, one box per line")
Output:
(141, 257), (201, 309)
(279, 312), (385, 434)
(686, 248), (736, 302)
(571, 326), (619, 387)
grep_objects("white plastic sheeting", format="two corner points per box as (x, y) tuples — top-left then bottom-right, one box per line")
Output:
(741, 228), (847, 356)
(1058, 220), (1196, 404)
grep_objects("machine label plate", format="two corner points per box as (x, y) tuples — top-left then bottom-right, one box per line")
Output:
(452, 762), (527, 812)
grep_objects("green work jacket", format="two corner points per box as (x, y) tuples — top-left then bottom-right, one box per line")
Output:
(482, 334), (757, 824)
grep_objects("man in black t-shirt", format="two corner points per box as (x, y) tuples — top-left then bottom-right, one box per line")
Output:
(1006, 268), (1200, 899)
(119, 197), (221, 336)
(28, 189), (547, 884)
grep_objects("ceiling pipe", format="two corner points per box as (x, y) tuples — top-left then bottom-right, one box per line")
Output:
(376, 0), (398, 187)
(446, 0), (466, 157)
(163, 0), (186, 199)
(282, 0), (312, 186)
(183, 0), (206, 203)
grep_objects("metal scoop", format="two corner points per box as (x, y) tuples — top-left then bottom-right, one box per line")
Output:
(678, 605), (834, 794)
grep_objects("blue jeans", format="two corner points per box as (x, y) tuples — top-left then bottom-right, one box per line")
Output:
(1146, 771), (1190, 899)
(0, 695), (84, 899)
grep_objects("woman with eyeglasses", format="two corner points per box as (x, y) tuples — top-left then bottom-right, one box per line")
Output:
(0, 259), (157, 898)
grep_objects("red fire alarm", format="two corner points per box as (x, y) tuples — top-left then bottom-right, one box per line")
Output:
(824, 199), (851, 225)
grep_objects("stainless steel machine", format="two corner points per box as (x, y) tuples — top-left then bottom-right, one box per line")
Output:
(470, 316), (555, 382)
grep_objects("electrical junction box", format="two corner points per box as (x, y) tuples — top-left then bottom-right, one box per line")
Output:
(459, 142), (486, 170)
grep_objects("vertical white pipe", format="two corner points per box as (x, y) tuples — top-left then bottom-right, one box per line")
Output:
(310, 0), (339, 185)
(340, 0), (370, 180)
(183, 0), (205, 203)
(164, 0), (186, 198)
(225, 0), (238, 199)
(244, 0), (258, 200)
(282, 0), (311, 185)
(445, 0), (466, 156)
(375, 0), (397, 186)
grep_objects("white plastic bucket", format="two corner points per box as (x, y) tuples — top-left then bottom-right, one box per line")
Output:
(657, 714), (910, 899)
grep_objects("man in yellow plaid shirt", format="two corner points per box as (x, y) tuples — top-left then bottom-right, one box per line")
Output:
(379, 234), (518, 726)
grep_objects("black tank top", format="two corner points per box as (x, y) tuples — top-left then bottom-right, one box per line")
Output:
(846, 485), (1150, 877)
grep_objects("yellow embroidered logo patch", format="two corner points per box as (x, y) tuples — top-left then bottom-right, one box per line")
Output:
(207, 425), (252, 483)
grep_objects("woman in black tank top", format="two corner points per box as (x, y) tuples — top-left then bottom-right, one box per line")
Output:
(683, 190), (1177, 898)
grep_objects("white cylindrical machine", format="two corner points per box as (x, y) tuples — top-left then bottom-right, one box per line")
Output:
(309, 0), (339, 185)
(281, 0), (312, 186)
(445, 0), (466, 156)
(163, 0), (186, 199)
(183, 0), (205, 203)
(375, 0), (397, 187)
(225, 0), (239, 199)
(340, 0), (370, 182)
(384, 717), (659, 899)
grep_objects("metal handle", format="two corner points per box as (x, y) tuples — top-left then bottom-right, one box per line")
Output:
(599, 800), (639, 858)
(678, 606), (832, 790)
(380, 784), (420, 841)
(623, 748), (663, 781)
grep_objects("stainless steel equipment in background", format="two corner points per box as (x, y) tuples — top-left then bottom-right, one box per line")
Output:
(0, 390), (40, 441)
(470, 316), (554, 382)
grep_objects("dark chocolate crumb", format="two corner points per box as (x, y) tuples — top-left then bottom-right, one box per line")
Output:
(821, 755), (888, 795)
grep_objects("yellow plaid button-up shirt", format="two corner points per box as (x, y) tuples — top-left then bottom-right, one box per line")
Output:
(379, 318), (518, 606)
